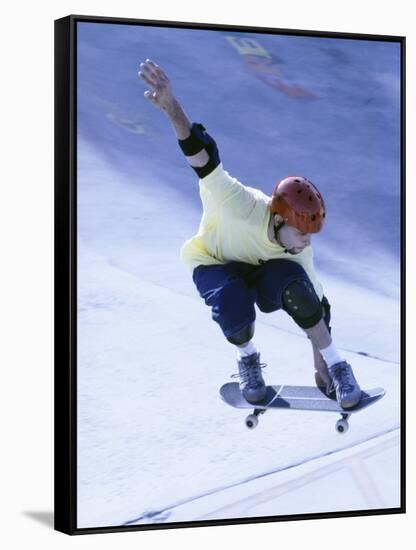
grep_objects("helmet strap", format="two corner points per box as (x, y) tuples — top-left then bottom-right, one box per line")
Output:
(273, 219), (285, 245)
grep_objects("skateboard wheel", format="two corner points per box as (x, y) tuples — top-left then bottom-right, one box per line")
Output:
(336, 419), (349, 434)
(245, 414), (258, 429)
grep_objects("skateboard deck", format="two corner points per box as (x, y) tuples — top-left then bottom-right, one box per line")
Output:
(220, 382), (385, 432)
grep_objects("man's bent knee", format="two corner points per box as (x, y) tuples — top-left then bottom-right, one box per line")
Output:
(282, 279), (323, 329)
(226, 323), (255, 345)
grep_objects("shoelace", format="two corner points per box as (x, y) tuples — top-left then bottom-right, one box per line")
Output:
(232, 358), (267, 386)
(331, 363), (356, 393)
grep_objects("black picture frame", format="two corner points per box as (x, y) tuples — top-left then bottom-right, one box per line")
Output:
(54, 14), (406, 535)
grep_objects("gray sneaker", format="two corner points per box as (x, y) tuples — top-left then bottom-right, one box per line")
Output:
(328, 361), (362, 409)
(236, 352), (267, 403)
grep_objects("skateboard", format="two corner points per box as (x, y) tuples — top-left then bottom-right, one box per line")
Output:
(220, 383), (385, 433)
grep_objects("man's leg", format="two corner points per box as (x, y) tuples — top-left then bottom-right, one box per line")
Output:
(255, 259), (330, 388)
(255, 259), (361, 408)
(192, 264), (266, 402)
(262, 271), (334, 391)
(192, 263), (256, 339)
(227, 322), (257, 359)
(281, 278), (362, 408)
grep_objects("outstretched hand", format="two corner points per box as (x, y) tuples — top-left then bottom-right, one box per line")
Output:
(138, 58), (193, 141)
(138, 59), (175, 112)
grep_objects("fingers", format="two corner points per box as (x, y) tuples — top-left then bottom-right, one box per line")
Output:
(145, 59), (165, 78)
(138, 59), (169, 85)
(144, 90), (158, 106)
(138, 59), (172, 110)
(138, 64), (157, 88)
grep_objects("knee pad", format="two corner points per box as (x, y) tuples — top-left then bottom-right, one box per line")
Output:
(321, 295), (332, 334)
(226, 323), (255, 346)
(282, 279), (323, 329)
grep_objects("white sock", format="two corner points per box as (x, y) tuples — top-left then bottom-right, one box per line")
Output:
(319, 343), (345, 369)
(236, 340), (257, 359)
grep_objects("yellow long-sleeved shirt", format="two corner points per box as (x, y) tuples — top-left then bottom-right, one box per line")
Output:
(180, 163), (323, 299)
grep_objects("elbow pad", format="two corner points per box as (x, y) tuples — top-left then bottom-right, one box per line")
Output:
(178, 123), (221, 178)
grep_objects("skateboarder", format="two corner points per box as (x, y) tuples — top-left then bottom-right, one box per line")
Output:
(138, 59), (362, 409)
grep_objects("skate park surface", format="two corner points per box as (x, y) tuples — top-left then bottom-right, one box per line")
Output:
(75, 23), (402, 528)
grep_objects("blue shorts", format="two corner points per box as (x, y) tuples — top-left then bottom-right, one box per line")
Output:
(192, 259), (314, 338)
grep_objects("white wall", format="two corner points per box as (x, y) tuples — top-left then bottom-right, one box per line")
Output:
(1, 1), (414, 549)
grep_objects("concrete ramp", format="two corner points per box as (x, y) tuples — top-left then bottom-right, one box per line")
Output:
(166, 430), (400, 522)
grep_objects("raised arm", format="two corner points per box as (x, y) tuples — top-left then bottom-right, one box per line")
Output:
(138, 59), (220, 178)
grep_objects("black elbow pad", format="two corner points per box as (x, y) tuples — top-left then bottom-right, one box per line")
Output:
(178, 123), (221, 178)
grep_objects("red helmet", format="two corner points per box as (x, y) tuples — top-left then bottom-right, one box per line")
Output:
(270, 176), (326, 233)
